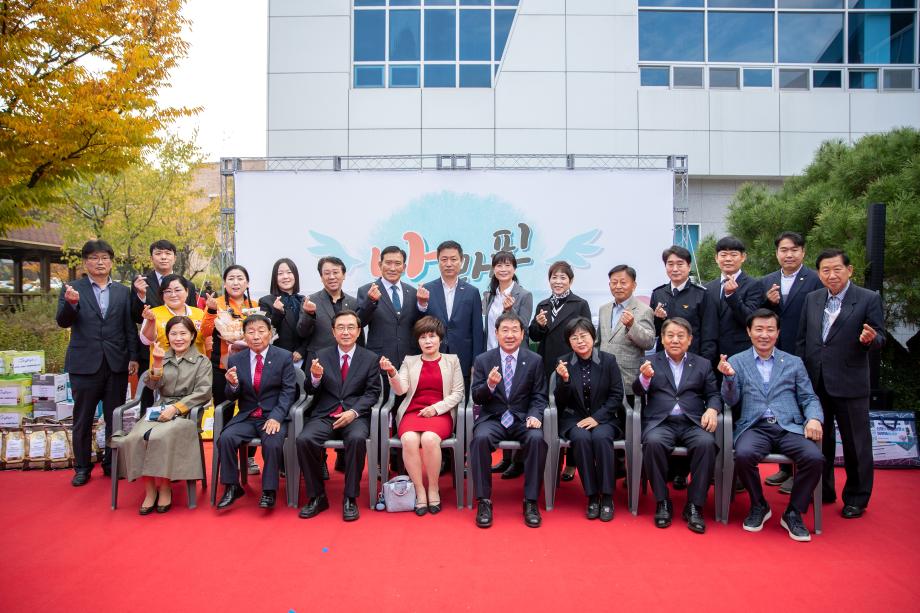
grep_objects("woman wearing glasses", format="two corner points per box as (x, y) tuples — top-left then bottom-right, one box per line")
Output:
(139, 274), (207, 367)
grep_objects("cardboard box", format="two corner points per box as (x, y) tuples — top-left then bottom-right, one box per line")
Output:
(0, 350), (45, 375)
(32, 400), (73, 421)
(0, 376), (31, 407)
(31, 373), (69, 402)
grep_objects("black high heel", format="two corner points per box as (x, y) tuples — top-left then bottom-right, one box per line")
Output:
(156, 491), (172, 514)
(139, 494), (158, 515)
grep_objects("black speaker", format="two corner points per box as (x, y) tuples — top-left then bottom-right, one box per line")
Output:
(865, 202), (886, 293)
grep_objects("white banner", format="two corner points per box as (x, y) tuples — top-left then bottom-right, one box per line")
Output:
(234, 169), (674, 319)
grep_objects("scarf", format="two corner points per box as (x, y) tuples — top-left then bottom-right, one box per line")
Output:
(549, 290), (571, 322)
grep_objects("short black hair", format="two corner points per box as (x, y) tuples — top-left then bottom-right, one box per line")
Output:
(149, 239), (177, 255)
(495, 311), (525, 331)
(413, 315), (445, 340)
(158, 274), (186, 301)
(269, 258), (300, 295)
(548, 260), (574, 280)
(564, 316), (596, 341)
(816, 248), (850, 268)
(747, 308), (781, 330)
(661, 317), (693, 336)
(662, 245), (692, 265)
(774, 231), (805, 249)
(608, 264), (636, 281)
(715, 236), (746, 253)
(379, 246), (407, 263)
(317, 256), (346, 275)
(81, 240), (114, 260)
(436, 240), (463, 258)
(242, 313), (273, 332)
(165, 315), (198, 341)
(332, 309), (361, 328)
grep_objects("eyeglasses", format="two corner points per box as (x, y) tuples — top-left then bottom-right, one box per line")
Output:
(86, 255), (111, 263)
(569, 333), (593, 343)
(162, 288), (185, 296)
(334, 325), (359, 333)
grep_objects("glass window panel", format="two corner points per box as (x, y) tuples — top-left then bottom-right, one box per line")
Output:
(778, 0), (842, 6)
(639, 0), (704, 6)
(640, 66), (670, 86)
(639, 11), (704, 61)
(779, 68), (810, 88)
(778, 13), (843, 63)
(354, 65), (385, 87)
(354, 10), (386, 61)
(744, 67), (774, 86)
(459, 64), (492, 86)
(390, 10), (421, 61)
(495, 10), (515, 60)
(459, 9), (491, 60)
(708, 0), (774, 7)
(673, 66), (704, 87)
(460, 0), (490, 4)
(849, 0), (915, 7)
(425, 9), (456, 60)
(425, 64), (456, 87)
(708, 12), (774, 62)
(390, 65), (420, 87)
(849, 70), (878, 88)
(391, 0), (420, 5)
(848, 13), (915, 64)
(813, 69), (842, 87)
(882, 68), (913, 88)
(495, 0), (520, 5)
(710, 67), (741, 88)
(425, 0), (456, 5)
(355, 0), (385, 5)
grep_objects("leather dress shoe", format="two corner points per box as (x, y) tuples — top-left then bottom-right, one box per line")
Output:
(523, 499), (542, 528)
(475, 498), (493, 528)
(321, 463), (330, 481)
(682, 502), (706, 534)
(586, 495), (601, 520)
(560, 466), (576, 482)
(765, 468), (792, 486)
(258, 490), (276, 509)
(841, 504), (865, 519)
(155, 501), (172, 514)
(139, 494), (158, 516)
(102, 465), (112, 477)
(343, 497), (360, 521)
(71, 471), (91, 487)
(298, 495), (329, 519)
(672, 475), (688, 490)
(599, 495), (614, 522)
(501, 462), (524, 480)
(491, 459), (512, 474)
(654, 499), (673, 528)
(217, 484), (245, 509)
(414, 504), (428, 517)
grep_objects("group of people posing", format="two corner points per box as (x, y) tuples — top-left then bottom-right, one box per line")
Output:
(56, 232), (884, 541)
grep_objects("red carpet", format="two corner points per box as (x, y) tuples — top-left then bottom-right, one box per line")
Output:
(1, 449), (918, 612)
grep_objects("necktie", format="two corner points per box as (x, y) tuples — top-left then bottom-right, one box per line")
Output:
(390, 285), (402, 311)
(501, 355), (515, 428)
(251, 353), (264, 418)
(330, 354), (349, 418)
(612, 303), (624, 328)
(822, 295), (841, 341)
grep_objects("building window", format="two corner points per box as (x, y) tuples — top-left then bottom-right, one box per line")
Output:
(778, 13), (844, 63)
(848, 12), (915, 63)
(353, 0), (520, 89)
(674, 224), (700, 257)
(639, 11), (705, 61)
(708, 12), (774, 62)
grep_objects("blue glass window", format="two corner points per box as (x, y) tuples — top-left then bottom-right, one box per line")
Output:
(744, 68), (773, 87)
(779, 0), (843, 6)
(390, 10), (421, 61)
(391, 0), (421, 5)
(425, 64), (456, 87)
(848, 13), (915, 64)
(459, 64), (491, 87)
(710, 67), (740, 88)
(354, 65), (385, 88)
(779, 68), (810, 88)
(390, 65), (421, 87)
(708, 0), (773, 6)
(848, 0), (914, 6)
(425, 0), (456, 4)
(639, 11), (704, 61)
(849, 70), (878, 88)
(495, 0), (520, 5)
(778, 13), (844, 63)
(708, 12), (774, 62)
(495, 10), (515, 60)
(674, 224), (700, 255)
(640, 0), (704, 6)
(459, 10), (491, 61)
(354, 10), (386, 61)
(425, 9), (456, 60)
(460, 0), (490, 4)
(640, 66), (671, 86)
(355, 0), (385, 5)
(813, 69), (842, 87)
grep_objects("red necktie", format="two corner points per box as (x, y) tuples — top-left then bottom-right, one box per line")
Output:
(330, 354), (349, 418)
(251, 353), (264, 418)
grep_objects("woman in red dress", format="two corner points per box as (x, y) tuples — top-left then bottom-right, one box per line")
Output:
(380, 316), (464, 515)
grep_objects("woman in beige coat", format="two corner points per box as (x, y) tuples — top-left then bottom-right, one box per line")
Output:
(380, 316), (464, 515)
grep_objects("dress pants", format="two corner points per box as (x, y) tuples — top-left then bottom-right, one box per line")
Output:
(217, 417), (287, 490)
(564, 423), (619, 497)
(470, 418), (547, 501)
(817, 379), (873, 508)
(735, 420), (824, 514)
(297, 416), (369, 499)
(643, 414), (717, 507)
(70, 360), (129, 472)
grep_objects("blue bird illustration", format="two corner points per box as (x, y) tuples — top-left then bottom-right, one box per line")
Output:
(546, 229), (604, 269)
(307, 231), (364, 272)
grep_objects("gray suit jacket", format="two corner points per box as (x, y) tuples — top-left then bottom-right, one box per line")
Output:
(296, 289), (361, 360)
(597, 295), (655, 390)
(481, 283), (534, 348)
(722, 348), (823, 444)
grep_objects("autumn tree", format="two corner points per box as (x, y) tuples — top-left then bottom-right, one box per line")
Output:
(0, 0), (192, 233)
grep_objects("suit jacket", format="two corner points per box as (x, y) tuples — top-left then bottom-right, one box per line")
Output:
(56, 277), (139, 375)
(481, 283), (534, 348)
(258, 293), (308, 358)
(553, 349), (624, 434)
(649, 282), (718, 362)
(722, 348), (823, 443)
(796, 283), (885, 398)
(356, 279), (420, 369)
(423, 278), (483, 376)
(224, 345), (297, 425)
(597, 295), (656, 390)
(296, 289), (362, 360)
(471, 347), (548, 424)
(391, 353), (465, 428)
(705, 271), (765, 360)
(528, 293), (592, 379)
(305, 345), (381, 420)
(761, 267), (823, 353)
(632, 351), (722, 434)
(130, 271), (197, 324)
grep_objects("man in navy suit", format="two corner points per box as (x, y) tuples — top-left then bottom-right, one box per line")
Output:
(797, 248), (885, 519)
(469, 313), (548, 528)
(633, 317), (721, 534)
(423, 240), (483, 394)
(216, 314), (297, 510)
(56, 240), (139, 486)
(760, 231), (823, 490)
(721, 309), (824, 542)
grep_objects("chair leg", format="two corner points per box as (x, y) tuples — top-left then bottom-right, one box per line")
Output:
(187, 480), (197, 509)
(713, 452), (724, 523)
(814, 475), (823, 535)
(629, 443), (640, 516)
(452, 442), (464, 510)
(110, 448), (119, 510)
(239, 444), (248, 486)
(210, 447), (220, 507)
(199, 438), (208, 491)
(544, 443), (558, 511)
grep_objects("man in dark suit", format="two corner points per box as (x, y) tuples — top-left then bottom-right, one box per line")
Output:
(216, 314), (297, 510)
(633, 317), (721, 534)
(796, 248), (885, 519)
(56, 240), (139, 486)
(297, 310), (381, 521)
(423, 240), (483, 394)
(760, 231), (823, 490)
(705, 236), (764, 364)
(130, 239), (198, 409)
(469, 312), (548, 528)
(297, 256), (362, 364)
